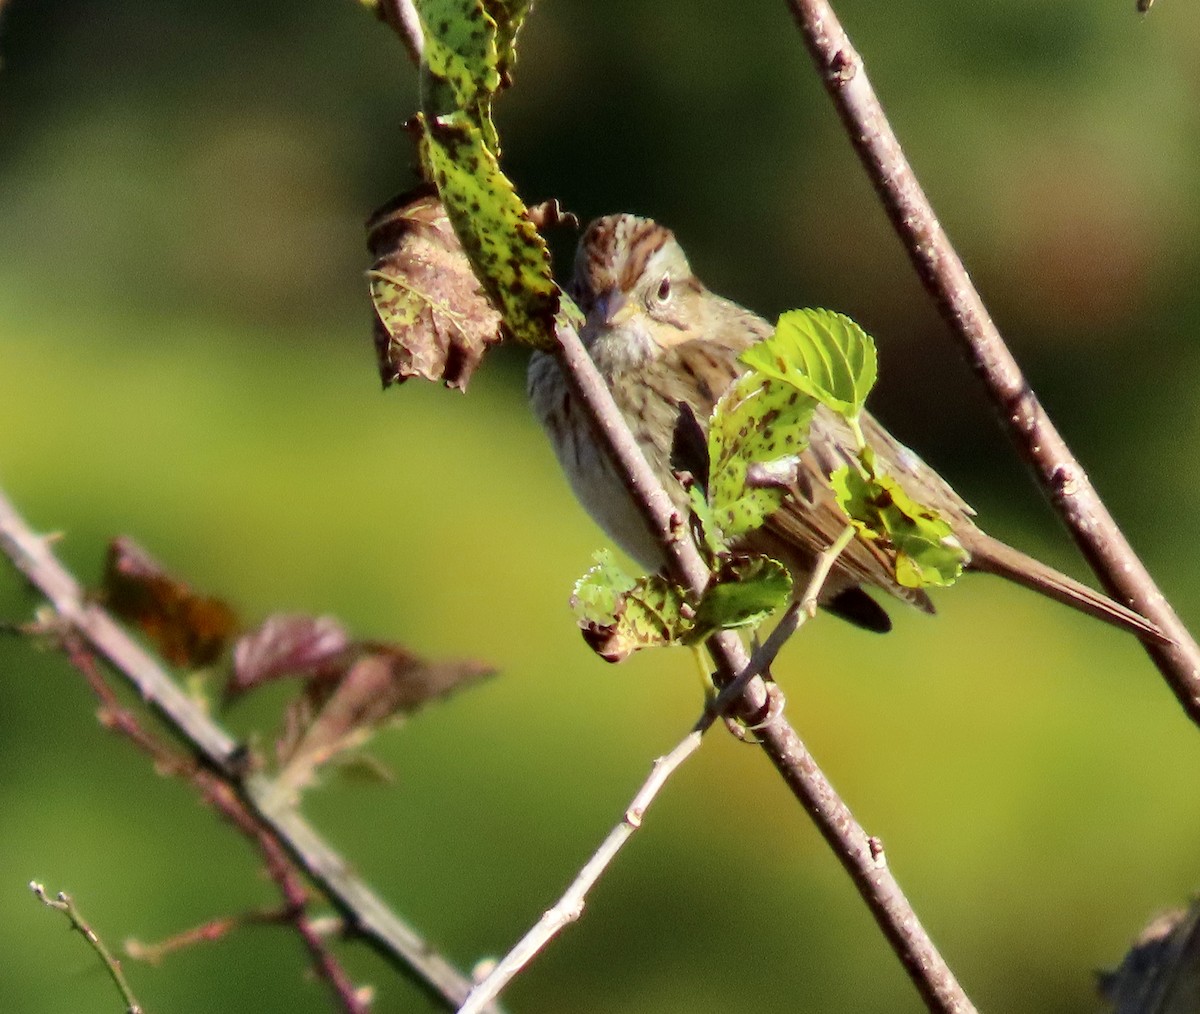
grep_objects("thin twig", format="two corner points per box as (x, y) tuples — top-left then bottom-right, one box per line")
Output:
(31, 882), (146, 1014)
(784, 0), (1200, 723)
(462, 523), (860, 1010)
(55, 632), (369, 1014)
(125, 907), (296, 966)
(0, 490), (492, 1013)
(458, 729), (705, 1013)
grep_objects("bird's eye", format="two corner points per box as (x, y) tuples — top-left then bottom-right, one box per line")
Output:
(654, 275), (672, 303)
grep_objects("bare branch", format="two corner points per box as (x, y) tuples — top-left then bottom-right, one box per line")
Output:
(462, 521), (862, 1010)
(784, 0), (1200, 722)
(459, 729), (705, 1013)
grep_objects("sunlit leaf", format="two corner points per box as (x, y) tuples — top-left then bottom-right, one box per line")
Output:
(687, 484), (725, 560)
(416, 0), (500, 113)
(570, 550), (693, 662)
(419, 114), (559, 350)
(830, 452), (966, 588)
(102, 537), (239, 668)
(741, 308), (877, 420)
(693, 555), (792, 634)
(707, 372), (815, 540)
(484, 0), (533, 88)
(367, 186), (504, 391)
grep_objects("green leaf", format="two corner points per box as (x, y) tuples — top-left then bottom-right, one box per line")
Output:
(570, 549), (636, 621)
(741, 308), (877, 420)
(829, 457), (966, 588)
(484, 0), (533, 88)
(413, 1), (560, 351)
(417, 0), (501, 113)
(707, 372), (816, 540)
(687, 483), (726, 560)
(419, 114), (558, 349)
(570, 551), (693, 663)
(693, 555), (792, 634)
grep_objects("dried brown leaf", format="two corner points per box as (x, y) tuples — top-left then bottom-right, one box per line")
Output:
(366, 185), (504, 392)
(1100, 902), (1200, 1013)
(275, 646), (494, 796)
(102, 537), (239, 668)
(526, 198), (578, 234)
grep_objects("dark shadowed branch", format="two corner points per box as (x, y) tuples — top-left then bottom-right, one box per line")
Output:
(784, 0), (1200, 724)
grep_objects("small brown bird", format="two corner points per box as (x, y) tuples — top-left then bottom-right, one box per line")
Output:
(529, 213), (1161, 639)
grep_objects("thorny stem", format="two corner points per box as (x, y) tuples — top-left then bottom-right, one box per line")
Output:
(785, 0), (1200, 724)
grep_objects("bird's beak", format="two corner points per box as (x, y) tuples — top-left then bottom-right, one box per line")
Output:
(590, 287), (638, 330)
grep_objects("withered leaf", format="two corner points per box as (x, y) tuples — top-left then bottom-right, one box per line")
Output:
(366, 184), (504, 392)
(102, 537), (239, 668)
(226, 613), (351, 700)
(1099, 902), (1200, 1013)
(274, 645), (494, 797)
(526, 198), (578, 234)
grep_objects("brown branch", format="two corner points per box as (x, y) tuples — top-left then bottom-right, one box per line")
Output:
(548, 324), (976, 1013)
(0, 489), (493, 1013)
(784, 0), (1200, 723)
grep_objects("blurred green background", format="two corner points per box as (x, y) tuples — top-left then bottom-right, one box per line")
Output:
(2, 2), (1199, 1011)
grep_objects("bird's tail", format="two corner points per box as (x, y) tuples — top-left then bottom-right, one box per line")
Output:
(965, 533), (1168, 644)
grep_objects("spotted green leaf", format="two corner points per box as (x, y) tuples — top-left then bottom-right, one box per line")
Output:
(692, 555), (792, 635)
(707, 372), (816, 541)
(484, 0), (532, 88)
(420, 113), (558, 349)
(417, 0), (501, 113)
(741, 308), (877, 421)
(571, 550), (693, 663)
(829, 453), (966, 588)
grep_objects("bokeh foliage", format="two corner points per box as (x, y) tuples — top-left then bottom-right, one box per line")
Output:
(2, 2), (1200, 1012)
